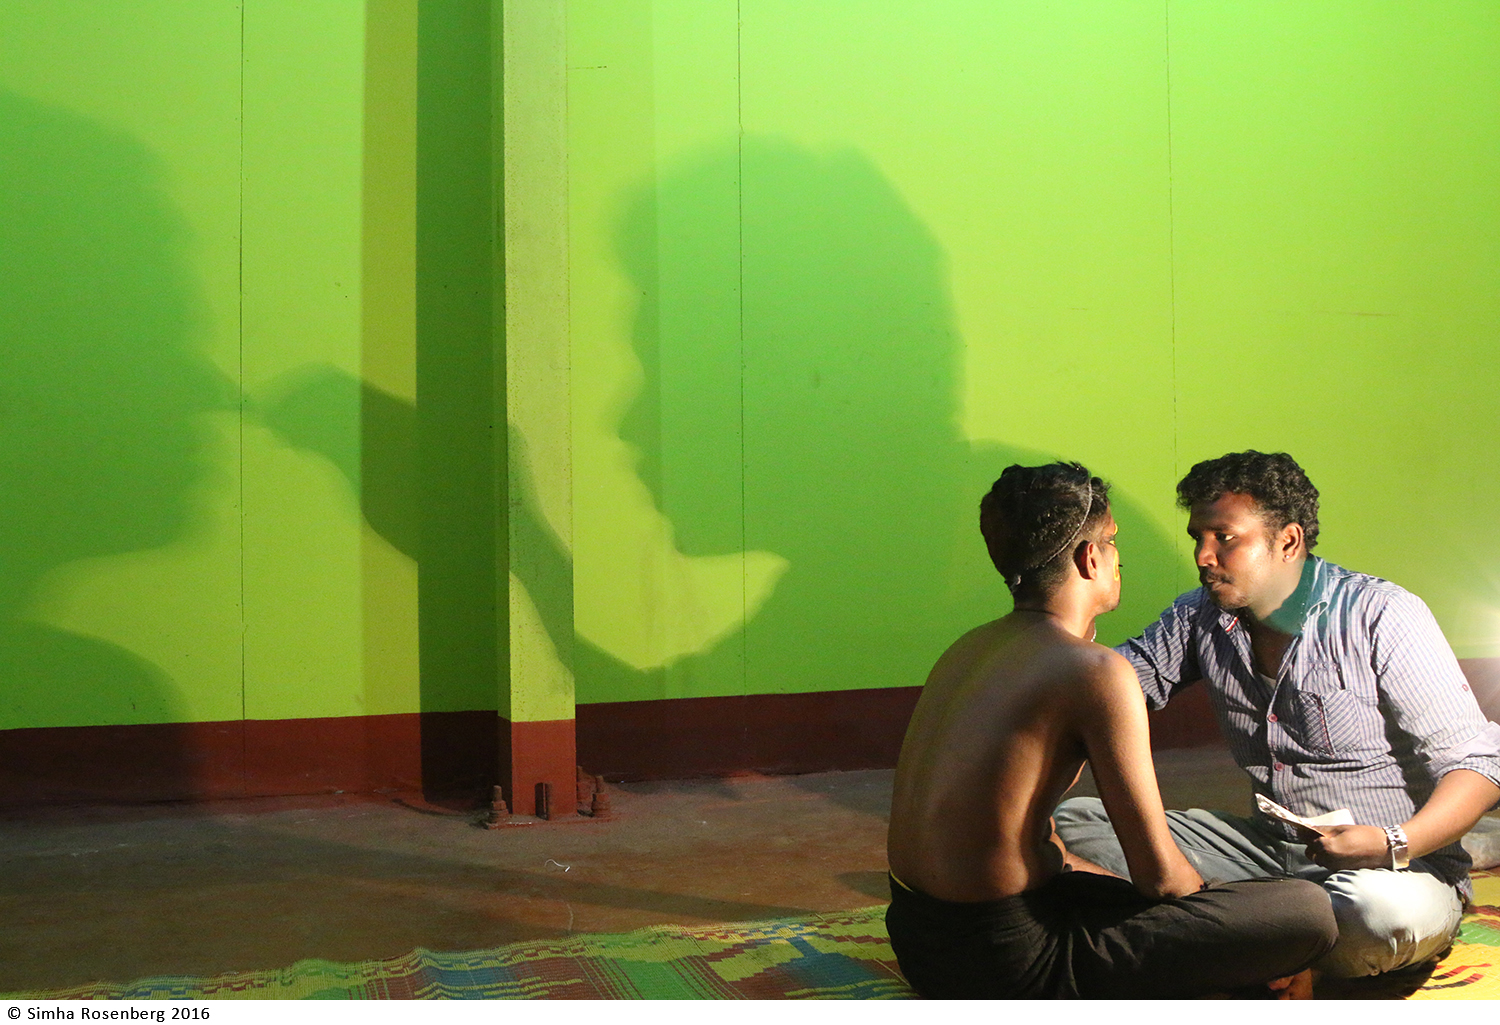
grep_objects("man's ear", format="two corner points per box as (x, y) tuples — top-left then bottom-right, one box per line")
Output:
(1277, 522), (1305, 561)
(1074, 540), (1101, 581)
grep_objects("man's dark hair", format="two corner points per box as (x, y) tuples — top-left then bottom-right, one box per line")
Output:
(980, 462), (1111, 600)
(1176, 450), (1320, 550)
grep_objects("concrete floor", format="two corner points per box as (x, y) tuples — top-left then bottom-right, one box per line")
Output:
(0, 747), (1253, 994)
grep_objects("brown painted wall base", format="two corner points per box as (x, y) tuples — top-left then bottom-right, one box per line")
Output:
(576, 688), (923, 783)
(0, 711), (497, 808)
(2, 658), (1496, 807)
(576, 658), (1500, 782)
(575, 683), (1229, 783)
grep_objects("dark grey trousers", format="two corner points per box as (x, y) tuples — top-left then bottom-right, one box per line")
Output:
(885, 871), (1337, 999)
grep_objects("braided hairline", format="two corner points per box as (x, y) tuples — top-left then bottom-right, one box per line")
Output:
(1003, 469), (1101, 592)
(982, 462), (1110, 596)
(1024, 488), (1094, 573)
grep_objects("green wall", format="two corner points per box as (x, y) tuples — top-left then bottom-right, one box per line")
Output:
(565, 0), (1500, 707)
(0, 1), (1496, 737)
(0, 0), (445, 732)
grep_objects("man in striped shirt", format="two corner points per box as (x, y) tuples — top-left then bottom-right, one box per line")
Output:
(1055, 450), (1500, 978)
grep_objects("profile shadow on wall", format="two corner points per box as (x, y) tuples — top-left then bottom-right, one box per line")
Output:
(262, 138), (1186, 779)
(573, 138), (1180, 706)
(0, 89), (228, 800)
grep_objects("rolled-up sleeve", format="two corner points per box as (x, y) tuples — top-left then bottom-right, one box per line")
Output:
(1371, 590), (1500, 789)
(1115, 594), (1204, 712)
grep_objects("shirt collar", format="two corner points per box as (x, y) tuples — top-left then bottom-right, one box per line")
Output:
(1304, 556), (1333, 617)
(1213, 556), (1330, 633)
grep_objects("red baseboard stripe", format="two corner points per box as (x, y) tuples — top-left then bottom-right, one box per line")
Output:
(0, 711), (497, 807)
(575, 681), (1230, 783)
(2, 658), (1494, 805)
(575, 688), (921, 782)
(573, 657), (1499, 781)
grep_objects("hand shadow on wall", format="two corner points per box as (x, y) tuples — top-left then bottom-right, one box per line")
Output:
(261, 137), (1185, 786)
(252, 366), (417, 562)
(0, 89), (230, 799)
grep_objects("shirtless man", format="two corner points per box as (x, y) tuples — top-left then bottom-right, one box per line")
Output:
(885, 462), (1337, 999)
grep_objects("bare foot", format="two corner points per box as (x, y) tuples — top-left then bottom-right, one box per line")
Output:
(1266, 969), (1315, 1000)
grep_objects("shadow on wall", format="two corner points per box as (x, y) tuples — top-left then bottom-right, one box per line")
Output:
(263, 138), (1194, 780)
(0, 88), (230, 798)
(255, 367), (417, 562)
(586, 138), (1181, 701)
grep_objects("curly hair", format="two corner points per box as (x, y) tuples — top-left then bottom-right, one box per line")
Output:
(1176, 451), (1320, 550)
(980, 462), (1111, 600)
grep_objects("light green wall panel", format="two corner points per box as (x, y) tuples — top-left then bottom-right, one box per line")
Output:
(6, 0), (1497, 733)
(503, 0), (577, 723)
(0, 0), (426, 730)
(242, 2), (377, 720)
(568, 1), (1183, 703)
(0, 1), (244, 728)
(413, 0), (500, 715)
(629, 1), (746, 701)
(569, 0), (1500, 702)
(738, 1), (1179, 696)
(1170, 1), (1500, 656)
(358, 0), (423, 719)
(568, 0), (775, 702)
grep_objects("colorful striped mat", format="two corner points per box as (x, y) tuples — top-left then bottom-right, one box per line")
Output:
(14, 869), (1498, 1000)
(15, 908), (911, 1000)
(1407, 867), (1500, 1000)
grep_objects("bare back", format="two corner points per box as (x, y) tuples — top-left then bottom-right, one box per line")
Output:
(887, 612), (1197, 903)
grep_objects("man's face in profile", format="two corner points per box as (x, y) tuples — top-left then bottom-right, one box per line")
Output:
(1097, 512), (1122, 614)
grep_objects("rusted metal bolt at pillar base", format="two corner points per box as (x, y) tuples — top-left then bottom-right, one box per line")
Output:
(485, 785), (510, 829)
(576, 766), (595, 813)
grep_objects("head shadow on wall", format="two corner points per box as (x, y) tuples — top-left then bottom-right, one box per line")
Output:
(574, 136), (1179, 703)
(0, 87), (226, 794)
(254, 136), (1185, 737)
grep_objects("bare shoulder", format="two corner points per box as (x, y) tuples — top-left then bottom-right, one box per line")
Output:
(1049, 641), (1141, 706)
(923, 618), (1005, 677)
(1046, 636), (1131, 677)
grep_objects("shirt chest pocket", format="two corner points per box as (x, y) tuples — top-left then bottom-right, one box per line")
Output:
(1287, 666), (1368, 756)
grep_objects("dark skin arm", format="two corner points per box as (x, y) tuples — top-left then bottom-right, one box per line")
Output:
(1310, 768), (1500, 870)
(1074, 654), (1203, 898)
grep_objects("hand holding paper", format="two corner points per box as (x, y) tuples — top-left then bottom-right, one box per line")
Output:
(1256, 794), (1354, 843)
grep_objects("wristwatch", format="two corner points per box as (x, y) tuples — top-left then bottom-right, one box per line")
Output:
(1383, 824), (1410, 871)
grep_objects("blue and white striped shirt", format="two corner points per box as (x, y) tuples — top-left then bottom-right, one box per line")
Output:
(1118, 557), (1500, 894)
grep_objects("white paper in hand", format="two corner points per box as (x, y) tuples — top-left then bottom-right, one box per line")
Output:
(1255, 794), (1355, 841)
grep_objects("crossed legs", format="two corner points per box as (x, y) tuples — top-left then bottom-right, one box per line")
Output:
(1054, 796), (1464, 977)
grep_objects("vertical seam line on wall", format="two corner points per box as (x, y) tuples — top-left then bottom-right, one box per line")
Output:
(562, 0), (574, 719)
(238, 1), (249, 767)
(736, 0), (747, 705)
(1164, 0), (1182, 593)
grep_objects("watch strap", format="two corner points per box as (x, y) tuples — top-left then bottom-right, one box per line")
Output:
(1383, 824), (1410, 870)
